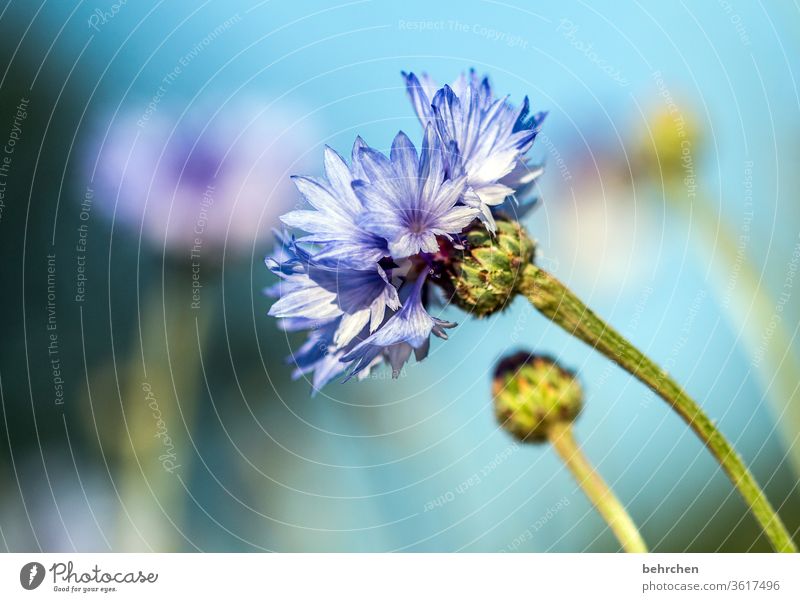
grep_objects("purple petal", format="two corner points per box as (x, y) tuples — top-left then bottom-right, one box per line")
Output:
(342, 274), (456, 377)
(402, 71), (435, 124)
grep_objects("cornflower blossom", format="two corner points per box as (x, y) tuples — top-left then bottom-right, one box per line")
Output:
(266, 71), (545, 391)
(402, 69), (546, 230)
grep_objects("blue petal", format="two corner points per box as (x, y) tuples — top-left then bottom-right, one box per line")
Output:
(282, 138), (388, 268)
(268, 282), (341, 321)
(342, 274), (456, 377)
(305, 234), (388, 265)
(266, 234), (396, 326)
(402, 71), (435, 124)
(358, 146), (405, 205)
(291, 175), (354, 223)
(287, 320), (349, 394)
(350, 136), (369, 180)
(390, 131), (420, 199)
(307, 263), (398, 315)
(322, 146), (362, 214)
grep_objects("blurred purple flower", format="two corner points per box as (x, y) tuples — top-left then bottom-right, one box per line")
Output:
(86, 97), (318, 256)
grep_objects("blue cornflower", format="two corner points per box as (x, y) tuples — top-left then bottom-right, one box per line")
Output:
(402, 70), (546, 230)
(265, 69), (547, 392)
(265, 132), (478, 391)
(354, 127), (475, 258)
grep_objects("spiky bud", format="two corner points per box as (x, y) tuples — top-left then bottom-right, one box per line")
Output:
(443, 218), (535, 317)
(492, 352), (583, 442)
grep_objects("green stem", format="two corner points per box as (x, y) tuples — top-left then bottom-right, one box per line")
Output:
(548, 421), (648, 553)
(519, 263), (797, 553)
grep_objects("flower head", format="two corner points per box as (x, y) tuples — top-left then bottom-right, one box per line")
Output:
(266, 70), (547, 392)
(403, 70), (546, 230)
(492, 352), (583, 442)
(441, 217), (536, 317)
(354, 128), (474, 257)
(265, 132), (477, 392)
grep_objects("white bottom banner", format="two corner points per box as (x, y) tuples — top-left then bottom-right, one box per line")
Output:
(0, 553), (798, 600)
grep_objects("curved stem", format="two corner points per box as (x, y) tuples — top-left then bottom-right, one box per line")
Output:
(519, 263), (797, 552)
(548, 422), (648, 553)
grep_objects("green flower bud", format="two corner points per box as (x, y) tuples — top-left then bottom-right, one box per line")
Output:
(442, 218), (536, 317)
(492, 352), (583, 442)
(636, 107), (702, 184)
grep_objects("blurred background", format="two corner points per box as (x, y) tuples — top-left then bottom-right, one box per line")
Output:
(1, 0), (799, 552)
